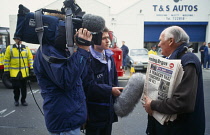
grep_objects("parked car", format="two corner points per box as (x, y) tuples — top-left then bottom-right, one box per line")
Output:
(127, 48), (149, 71)
(30, 48), (37, 60)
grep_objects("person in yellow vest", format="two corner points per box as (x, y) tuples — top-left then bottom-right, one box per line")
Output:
(0, 47), (5, 79)
(4, 36), (34, 106)
(148, 44), (157, 55)
(0, 47), (4, 65)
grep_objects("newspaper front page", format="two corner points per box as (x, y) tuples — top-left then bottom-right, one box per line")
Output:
(141, 54), (184, 125)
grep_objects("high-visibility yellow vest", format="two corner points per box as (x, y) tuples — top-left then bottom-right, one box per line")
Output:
(148, 50), (157, 55)
(0, 52), (4, 66)
(4, 44), (33, 78)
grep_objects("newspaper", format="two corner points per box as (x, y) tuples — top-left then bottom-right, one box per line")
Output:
(141, 54), (184, 125)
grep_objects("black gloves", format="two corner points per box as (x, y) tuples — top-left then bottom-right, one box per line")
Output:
(4, 71), (10, 76)
(29, 69), (35, 76)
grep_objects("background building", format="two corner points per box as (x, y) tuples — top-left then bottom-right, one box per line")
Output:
(9, 0), (210, 57)
(109, 0), (210, 58)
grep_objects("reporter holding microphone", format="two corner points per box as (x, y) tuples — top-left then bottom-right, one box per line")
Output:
(83, 27), (123, 135)
(33, 28), (92, 135)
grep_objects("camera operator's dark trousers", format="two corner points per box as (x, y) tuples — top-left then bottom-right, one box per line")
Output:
(11, 79), (27, 103)
(86, 124), (112, 135)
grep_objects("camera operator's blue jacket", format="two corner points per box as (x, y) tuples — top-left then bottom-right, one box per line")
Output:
(83, 47), (118, 128)
(33, 44), (90, 133)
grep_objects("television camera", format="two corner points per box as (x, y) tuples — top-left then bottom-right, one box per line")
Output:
(15, 0), (105, 62)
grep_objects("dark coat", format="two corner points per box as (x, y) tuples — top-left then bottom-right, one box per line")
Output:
(170, 43), (205, 135)
(204, 46), (209, 58)
(33, 45), (90, 133)
(121, 45), (129, 59)
(83, 48), (118, 128)
(199, 45), (206, 55)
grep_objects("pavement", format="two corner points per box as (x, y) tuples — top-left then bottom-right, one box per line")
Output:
(118, 68), (142, 80)
(203, 68), (210, 79)
(0, 67), (209, 135)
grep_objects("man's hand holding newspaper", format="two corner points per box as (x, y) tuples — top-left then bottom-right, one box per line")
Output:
(143, 96), (153, 116)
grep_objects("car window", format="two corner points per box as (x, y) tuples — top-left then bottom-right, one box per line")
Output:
(30, 49), (37, 55)
(130, 49), (147, 56)
(0, 45), (6, 53)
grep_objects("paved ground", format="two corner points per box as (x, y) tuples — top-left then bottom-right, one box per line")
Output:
(0, 68), (209, 135)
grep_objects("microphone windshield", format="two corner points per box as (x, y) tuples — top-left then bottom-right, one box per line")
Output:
(114, 73), (145, 117)
(82, 14), (105, 32)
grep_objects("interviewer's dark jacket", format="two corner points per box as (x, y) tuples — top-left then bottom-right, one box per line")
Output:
(83, 47), (118, 128)
(33, 44), (90, 133)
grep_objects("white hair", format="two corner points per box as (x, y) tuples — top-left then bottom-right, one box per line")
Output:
(162, 26), (189, 44)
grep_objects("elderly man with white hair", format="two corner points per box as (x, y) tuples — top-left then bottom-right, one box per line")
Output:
(143, 26), (205, 135)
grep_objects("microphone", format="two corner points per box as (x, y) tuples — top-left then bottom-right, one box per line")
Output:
(114, 73), (145, 117)
(75, 14), (106, 46)
(82, 14), (105, 32)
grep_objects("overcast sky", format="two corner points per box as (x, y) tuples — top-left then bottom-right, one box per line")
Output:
(0, 0), (55, 27)
(0, 0), (138, 27)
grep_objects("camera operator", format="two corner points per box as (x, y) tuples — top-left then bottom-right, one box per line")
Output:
(33, 28), (92, 135)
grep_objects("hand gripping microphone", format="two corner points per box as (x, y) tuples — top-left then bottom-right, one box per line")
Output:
(75, 14), (105, 46)
(114, 73), (145, 117)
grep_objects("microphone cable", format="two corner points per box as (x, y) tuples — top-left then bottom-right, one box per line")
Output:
(18, 45), (44, 116)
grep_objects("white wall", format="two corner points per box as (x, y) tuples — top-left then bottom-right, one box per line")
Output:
(110, 2), (145, 49)
(206, 14), (210, 43)
(112, 14), (144, 49)
(45, 0), (111, 27)
(9, 15), (16, 45)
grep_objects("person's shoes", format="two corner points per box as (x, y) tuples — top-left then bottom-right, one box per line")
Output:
(14, 101), (19, 106)
(21, 102), (28, 106)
